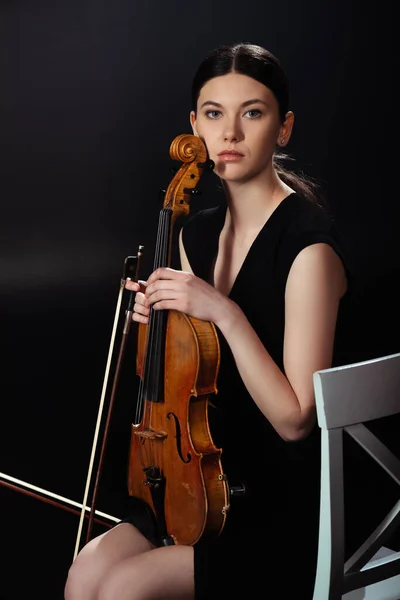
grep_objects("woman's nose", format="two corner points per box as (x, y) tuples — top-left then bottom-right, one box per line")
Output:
(224, 131), (238, 142)
(222, 118), (241, 143)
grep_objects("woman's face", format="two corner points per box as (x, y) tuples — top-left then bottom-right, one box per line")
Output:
(190, 72), (293, 183)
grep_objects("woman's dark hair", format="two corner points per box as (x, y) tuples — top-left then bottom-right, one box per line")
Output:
(192, 43), (323, 205)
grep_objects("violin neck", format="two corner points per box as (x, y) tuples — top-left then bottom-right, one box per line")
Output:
(137, 208), (173, 418)
(153, 208), (173, 271)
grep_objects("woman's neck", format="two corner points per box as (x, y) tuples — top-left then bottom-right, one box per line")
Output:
(222, 169), (294, 238)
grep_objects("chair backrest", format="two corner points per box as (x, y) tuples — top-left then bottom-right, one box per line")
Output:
(312, 352), (400, 600)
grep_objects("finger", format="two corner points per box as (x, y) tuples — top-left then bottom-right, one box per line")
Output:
(146, 279), (182, 296)
(131, 312), (149, 324)
(138, 280), (147, 293)
(133, 301), (150, 316)
(134, 292), (148, 306)
(125, 280), (140, 292)
(146, 289), (182, 306)
(152, 299), (183, 311)
(146, 267), (181, 286)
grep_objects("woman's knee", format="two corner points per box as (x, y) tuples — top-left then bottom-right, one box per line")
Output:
(64, 524), (152, 600)
(64, 542), (100, 600)
(97, 561), (138, 600)
(98, 560), (163, 600)
(97, 546), (194, 600)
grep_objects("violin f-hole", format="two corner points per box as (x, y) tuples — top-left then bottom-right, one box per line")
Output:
(167, 412), (192, 464)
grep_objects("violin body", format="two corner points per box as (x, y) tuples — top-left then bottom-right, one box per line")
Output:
(127, 135), (230, 546)
(129, 311), (229, 545)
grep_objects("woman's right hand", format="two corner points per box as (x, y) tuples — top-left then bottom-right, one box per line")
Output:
(125, 279), (149, 324)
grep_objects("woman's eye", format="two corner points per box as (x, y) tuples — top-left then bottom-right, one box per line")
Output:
(205, 110), (221, 119)
(245, 109), (262, 118)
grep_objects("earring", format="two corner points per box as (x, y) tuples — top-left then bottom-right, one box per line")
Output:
(280, 138), (285, 145)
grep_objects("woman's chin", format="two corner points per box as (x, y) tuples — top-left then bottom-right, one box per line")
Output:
(215, 164), (254, 183)
(216, 170), (256, 184)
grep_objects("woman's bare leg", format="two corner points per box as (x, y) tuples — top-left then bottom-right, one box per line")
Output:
(64, 523), (154, 600)
(97, 544), (195, 600)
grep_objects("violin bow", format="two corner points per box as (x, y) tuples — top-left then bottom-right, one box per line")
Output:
(0, 470), (120, 528)
(0, 250), (142, 560)
(73, 249), (143, 558)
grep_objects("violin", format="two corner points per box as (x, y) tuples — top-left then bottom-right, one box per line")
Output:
(0, 134), (230, 558)
(128, 133), (230, 546)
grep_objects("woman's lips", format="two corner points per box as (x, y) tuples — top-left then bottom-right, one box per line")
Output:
(218, 151), (244, 162)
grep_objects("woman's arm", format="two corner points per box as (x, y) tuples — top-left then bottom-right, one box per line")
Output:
(129, 230), (346, 441)
(180, 230), (347, 441)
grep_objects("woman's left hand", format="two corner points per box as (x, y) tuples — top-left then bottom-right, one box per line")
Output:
(140, 267), (232, 324)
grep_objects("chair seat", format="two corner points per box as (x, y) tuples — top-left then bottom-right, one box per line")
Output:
(343, 548), (400, 600)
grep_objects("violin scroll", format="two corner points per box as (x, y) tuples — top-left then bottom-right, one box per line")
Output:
(164, 134), (213, 218)
(169, 133), (205, 163)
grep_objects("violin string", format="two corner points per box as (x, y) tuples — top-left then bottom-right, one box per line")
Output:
(161, 208), (172, 477)
(156, 209), (171, 475)
(134, 208), (161, 469)
(134, 275), (147, 427)
(153, 208), (165, 401)
(159, 208), (171, 476)
(134, 264), (149, 466)
(147, 207), (167, 468)
(135, 374), (146, 469)
(152, 208), (169, 471)
(134, 206), (171, 475)
(135, 367), (145, 423)
(136, 204), (160, 426)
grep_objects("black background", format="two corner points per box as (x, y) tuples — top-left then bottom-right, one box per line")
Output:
(1, 1), (399, 598)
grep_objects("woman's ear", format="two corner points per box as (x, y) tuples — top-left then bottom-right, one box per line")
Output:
(277, 111), (295, 147)
(190, 111), (198, 136)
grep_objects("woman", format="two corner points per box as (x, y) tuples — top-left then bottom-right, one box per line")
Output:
(65, 42), (349, 600)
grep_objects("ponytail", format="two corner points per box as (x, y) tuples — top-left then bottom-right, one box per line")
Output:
(273, 152), (326, 208)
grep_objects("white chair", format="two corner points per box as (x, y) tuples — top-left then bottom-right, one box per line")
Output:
(312, 352), (400, 600)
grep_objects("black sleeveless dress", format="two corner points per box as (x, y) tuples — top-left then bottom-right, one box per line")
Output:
(121, 192), (350, 599)
(180, 192), (350, 600)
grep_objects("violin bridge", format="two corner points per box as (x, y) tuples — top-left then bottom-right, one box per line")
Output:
(133, 429), (167, 440)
